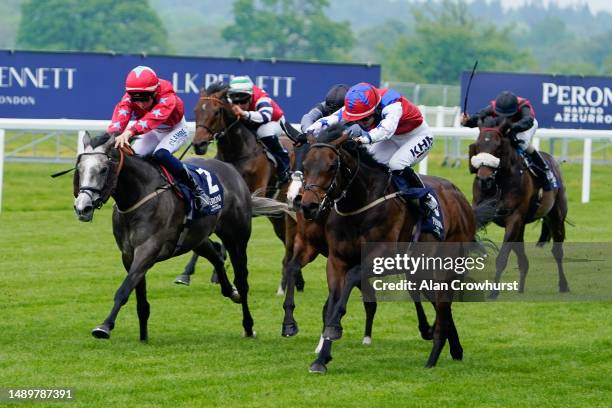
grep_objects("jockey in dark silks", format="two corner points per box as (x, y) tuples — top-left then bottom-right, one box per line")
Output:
(227, 76), (290, 184)
(462, 91), (558, 190)
(287, 84), (350, 204)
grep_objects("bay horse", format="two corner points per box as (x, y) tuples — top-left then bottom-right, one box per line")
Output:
(300, 125), (480, 373)
(282, 149), (435, 348)
(73, 132), (288, 340)
(469, 116), (569, 298)
(182, 82), (301, 294)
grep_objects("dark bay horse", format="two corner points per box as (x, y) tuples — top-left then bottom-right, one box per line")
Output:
(282, 158), (435, 347)
(300, 125), (480, 373)
(469, 116), (569, 298)
(183, 82), (301, 294)
(73, 133), (288, 340)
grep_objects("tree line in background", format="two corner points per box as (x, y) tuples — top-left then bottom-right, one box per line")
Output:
(5, 0), (612, 85)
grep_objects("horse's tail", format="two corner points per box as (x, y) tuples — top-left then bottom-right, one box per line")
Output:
(250, 192), (296, 220)
(536, 219), (552, 247)
(472, 198), (498, 230)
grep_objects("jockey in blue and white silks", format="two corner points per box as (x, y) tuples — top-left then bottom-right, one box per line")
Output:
(304, 82), (440, 219)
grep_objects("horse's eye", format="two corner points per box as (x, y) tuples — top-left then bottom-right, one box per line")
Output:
(100, 167), (108, 175)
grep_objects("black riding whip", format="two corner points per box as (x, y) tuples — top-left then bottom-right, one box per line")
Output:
(50, 167), (76, 178)
(178, 142), (192, 160)
(463, 60), (479, 115)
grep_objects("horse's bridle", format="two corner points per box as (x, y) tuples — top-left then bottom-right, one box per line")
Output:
(303, 142), (360, 216)
(196, 96), (241, 142)
(75, 147), (128, 209)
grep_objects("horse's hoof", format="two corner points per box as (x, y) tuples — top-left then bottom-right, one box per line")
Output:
(420, 325), (434, 341)
(282, 322), (299, 337)
(91, 325), (111, 339)
(140, 337), (148, 343)
(230, 287), (241, 304)
(323, 326), (342, 341)
(362, 336), (372, 345)
(488, 290), (500, 300)
(560, 286), (570, 293)
(210, 271), (219, 284)
(174, 275), (190, 286)
(242, 330), (257, 338)
(309, 361), (327, 374)
(451, 347), (463, 361)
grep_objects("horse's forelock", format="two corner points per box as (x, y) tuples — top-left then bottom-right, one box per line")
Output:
(317, 124), (345, 144)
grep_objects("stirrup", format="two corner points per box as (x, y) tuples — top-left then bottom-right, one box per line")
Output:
(423, 194), (440, 217)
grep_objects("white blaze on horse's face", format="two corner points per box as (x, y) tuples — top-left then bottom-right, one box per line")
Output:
(286, 176), (303, 208)
(74, 147), (109, 222)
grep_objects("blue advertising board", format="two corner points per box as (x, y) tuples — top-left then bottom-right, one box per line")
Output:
(460, 71), (612, 129)
(0, 50), (380, 122)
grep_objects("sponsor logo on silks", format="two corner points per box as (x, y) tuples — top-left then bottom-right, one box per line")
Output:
(410, 135), (434, 158)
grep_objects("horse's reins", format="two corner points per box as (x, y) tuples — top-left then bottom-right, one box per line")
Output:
(305, 142), (397, 217)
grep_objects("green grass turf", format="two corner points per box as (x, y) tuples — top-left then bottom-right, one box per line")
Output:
(0, 149), (611, 407)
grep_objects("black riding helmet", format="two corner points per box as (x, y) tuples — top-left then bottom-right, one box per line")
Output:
(325, 84), (350, 112)
(494, 91), (519, 117)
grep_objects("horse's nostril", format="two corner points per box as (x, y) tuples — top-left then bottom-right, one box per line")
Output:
(83, 205), (93, 214)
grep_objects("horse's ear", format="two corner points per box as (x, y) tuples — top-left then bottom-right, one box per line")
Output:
(307, 133), (317, 144)
(499, 117), (512, 132)
(331, 131), (350, 147)
(468, 143), (478, 174)
(82, 131), (91, 148)
(199, 87), (206, 97)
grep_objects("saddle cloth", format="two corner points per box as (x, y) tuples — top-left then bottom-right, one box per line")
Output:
(160, 163), (224, 217)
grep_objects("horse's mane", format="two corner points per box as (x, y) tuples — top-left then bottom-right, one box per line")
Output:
(91, 133), (112, 149)
(205, 81), (228, 95)
(318, 124), (389, 173)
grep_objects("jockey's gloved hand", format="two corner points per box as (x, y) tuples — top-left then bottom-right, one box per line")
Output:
(295, 132), (308, 146)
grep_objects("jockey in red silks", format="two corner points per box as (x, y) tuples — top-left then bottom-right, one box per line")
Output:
(110, 65), (209, 210)
(462, 91), (557, 190)
(306, 82), (440, 218)
(227, 76), (291, 183)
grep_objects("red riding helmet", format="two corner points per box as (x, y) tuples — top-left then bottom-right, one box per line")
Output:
(125, 66), (160, 93)
(342, 82), (381, 121)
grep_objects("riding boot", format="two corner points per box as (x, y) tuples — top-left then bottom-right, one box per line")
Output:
(181, 165), (210, 211)
(260, 136), (290, 184)
(392, 167), (439, 216)
(527, 150), (557, 191)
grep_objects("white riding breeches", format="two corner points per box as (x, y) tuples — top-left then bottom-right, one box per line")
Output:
(255, 116), (285, 139)
(515, 119), (538, 153)
(367, 121), (434, 170)
(131, 117), (189, 156)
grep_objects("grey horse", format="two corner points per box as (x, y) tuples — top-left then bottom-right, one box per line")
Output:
(73, 132), (289, 341)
